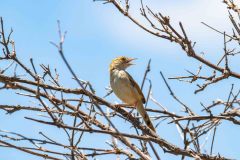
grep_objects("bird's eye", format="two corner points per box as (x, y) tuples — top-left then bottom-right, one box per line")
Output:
(121, 57), (126, 61)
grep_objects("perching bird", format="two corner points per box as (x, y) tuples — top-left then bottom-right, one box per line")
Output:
(110, 56), (155, 132)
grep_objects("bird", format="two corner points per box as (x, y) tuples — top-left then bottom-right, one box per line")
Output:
(109, 56), (155, 132)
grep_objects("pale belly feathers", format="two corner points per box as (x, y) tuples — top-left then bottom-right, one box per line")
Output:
(110, 70), (139, 105)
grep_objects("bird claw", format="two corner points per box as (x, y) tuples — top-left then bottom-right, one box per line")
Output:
(114, 104), (135, 121)
(115, 104), (121, 111)
(126, 108), (135, 121)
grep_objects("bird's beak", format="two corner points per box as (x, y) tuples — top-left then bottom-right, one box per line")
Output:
(127, 58), (137, 65)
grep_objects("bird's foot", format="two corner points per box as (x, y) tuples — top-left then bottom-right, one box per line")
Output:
(114, 104), (135, 121)
(126, 108), (135, 121)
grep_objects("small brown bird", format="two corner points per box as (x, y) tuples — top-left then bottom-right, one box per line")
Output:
(110, 56), (155, 132)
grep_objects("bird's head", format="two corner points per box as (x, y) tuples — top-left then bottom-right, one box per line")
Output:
(110, 56), (137, 71)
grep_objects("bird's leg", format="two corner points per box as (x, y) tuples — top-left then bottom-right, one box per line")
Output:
(125, 103), (137, 121)
(126, 108), (135, 120)
(114, 103), (136, 121)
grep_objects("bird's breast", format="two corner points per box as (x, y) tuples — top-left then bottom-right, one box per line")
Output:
(110, 70), (137, 105)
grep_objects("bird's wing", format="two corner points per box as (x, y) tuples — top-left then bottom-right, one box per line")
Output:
(125, 72), (146, 104)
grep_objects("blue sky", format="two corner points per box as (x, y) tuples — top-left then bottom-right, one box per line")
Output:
(0, 0), (240, 159)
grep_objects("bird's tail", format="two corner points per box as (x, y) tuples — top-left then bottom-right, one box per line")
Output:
(136, 101), (156, 132)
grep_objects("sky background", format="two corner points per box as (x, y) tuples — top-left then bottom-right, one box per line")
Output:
(0, 0), (240, 160)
